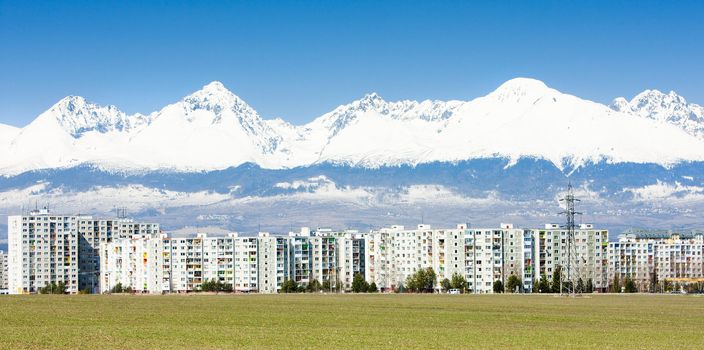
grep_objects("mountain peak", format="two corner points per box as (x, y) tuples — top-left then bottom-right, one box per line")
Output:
(201, 81), (228, 93)
(611, 89), (704, 140)
(495, 77), (550, 92)
(631, 89), (687, 106)
(56, 95), (88, 108)
(362, 92), (383, 101)
(36, 95), (148, 137)
(490, 78), (555, 103)
(184, 81), (242, 105)
(354, 92), (386, 110)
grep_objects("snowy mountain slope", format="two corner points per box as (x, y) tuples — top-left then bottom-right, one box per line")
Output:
(303, 79), (704, 169)
(1, 96), (150, 174)
(0, 123), (19, 143)
(2, 78), (704, 175)
(0, 123), (20, 162)
(123, 81), (285, 170)
(34, 95), (150, 137)
(611, 89), (704, 140)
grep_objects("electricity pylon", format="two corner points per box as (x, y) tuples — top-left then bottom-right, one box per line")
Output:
(559, 182), (582, 296)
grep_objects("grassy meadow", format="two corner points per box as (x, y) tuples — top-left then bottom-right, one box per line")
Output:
(0, 294), (702, 349)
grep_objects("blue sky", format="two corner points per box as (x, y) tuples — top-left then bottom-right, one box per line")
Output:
(1, 0), (702, 126)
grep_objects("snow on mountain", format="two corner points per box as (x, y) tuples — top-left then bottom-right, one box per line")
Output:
(303, 78), (704, 169)
(0, 123), (20, 160)
(2, 78), (704, 175)
(122, 81), (285, 170)
(611, 89), (704, 140)
(0, 123), (19, 142)
(36, 95), (149, 137)
(0, 95), (152, 174)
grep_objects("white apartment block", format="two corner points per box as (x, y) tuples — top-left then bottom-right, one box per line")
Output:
(310, 235), (338, 287)
(0, 250), (8, 293)
(363, 224), (468, 292)
(288, 230), (312, 286)
(257, 232), (289, 293)
(530, 224), (609, 291)
(102, 233), (267, 293)
(331, 231), (366, 290)
(9, 213), (616, 295)
(99, 228), (367, 293)
(362, 223), (606, 294)
(7, 208), (159, 294)
(608, 230), (704, 291)
(8, 210), (80, 294)
(308, 229), (366, 290)
(77, 217), (160, 292)
(464, 224), (532, 294)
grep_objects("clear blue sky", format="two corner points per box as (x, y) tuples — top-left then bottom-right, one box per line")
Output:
(1, 0), (702, 127)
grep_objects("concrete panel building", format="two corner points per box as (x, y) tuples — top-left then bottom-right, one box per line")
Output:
(530, 224), (609, 292)
(608, 230), (704, 292)
(0, 250), (8, 293)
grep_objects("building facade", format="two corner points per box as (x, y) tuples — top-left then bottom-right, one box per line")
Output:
(8, 210), (619, 295)
(608, 230), (704, 292)
(529, 224), (609, 292)
(464, 224), (532, 293)
(7, 209), (159, 294)
(0, 250), (8, 293)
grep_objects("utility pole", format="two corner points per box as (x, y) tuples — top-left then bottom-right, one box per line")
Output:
(559, 182), (581, 297)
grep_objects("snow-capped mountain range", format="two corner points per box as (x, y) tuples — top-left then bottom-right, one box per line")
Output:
(1, 78), (703, 176)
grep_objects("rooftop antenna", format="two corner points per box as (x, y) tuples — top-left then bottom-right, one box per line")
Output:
(559, 182), (582, 297)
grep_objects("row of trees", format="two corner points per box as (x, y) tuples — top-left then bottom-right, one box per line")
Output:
(39, 282), (67, 294)
(531, 266), (596, 294)
(404, 267), (437, 292)
(439, 273), (469, 293)
(199, 279), (234, 293)
(352, 273), (379, 293)
(109, 282), (134, 294)
(403, 268), (469, 293)
(280, 276), (379, 293)
(610, 274), (704, 293)
(610, 274), (637, 293)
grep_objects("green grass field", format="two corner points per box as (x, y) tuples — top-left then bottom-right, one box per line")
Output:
(0, 294), (702, 349)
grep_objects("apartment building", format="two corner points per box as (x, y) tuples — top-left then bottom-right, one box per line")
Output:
(530, 224), (609, 292)
(8, 210), (80, 294)
(362, 224), (469, 291)
(305, 229), (367, 290)
(257, 232), (289, 293)
(99, 228), (370, 293)
(332, 231), (366, 290)
(7, 208), (160, 294)
(288, 229), (312, 287)
(77, 217), (160, 292)
(464, 224), (531, 293)
(608, 230), (704, 291)
(102, 232), (270, 293)
(0, 250), (8, 293)
(46, 219), (612, 293)
(310, 234), (338, 287)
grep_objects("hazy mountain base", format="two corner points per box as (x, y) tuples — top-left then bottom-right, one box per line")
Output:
(0, 158), (702, 246)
